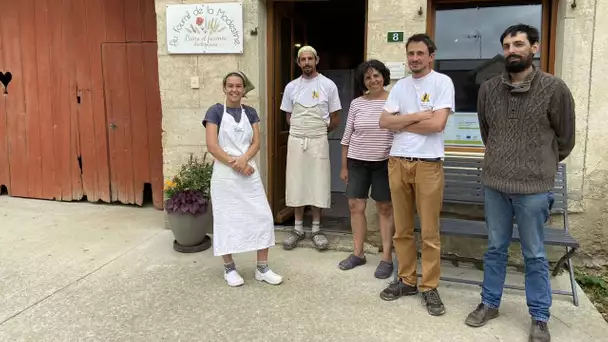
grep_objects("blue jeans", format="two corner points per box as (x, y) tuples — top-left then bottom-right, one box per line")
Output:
(481, 186), (552, 322)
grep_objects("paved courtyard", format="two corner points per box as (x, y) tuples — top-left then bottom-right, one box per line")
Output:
(0, 197), (606, 341)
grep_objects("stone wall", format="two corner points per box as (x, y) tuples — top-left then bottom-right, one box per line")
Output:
(156, 0), (268, 187)
(560, 0), (608, 267)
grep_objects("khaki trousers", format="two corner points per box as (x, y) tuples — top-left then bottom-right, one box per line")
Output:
(388, 157), (444, 291)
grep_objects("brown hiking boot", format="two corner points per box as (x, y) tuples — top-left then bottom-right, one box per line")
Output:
(465, 303), (499, 327)
(529, 319), (551, 342)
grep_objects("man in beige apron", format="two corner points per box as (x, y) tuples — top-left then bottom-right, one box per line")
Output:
(280, 46), (342, 250)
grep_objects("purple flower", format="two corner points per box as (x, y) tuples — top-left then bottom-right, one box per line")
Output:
(165, 190), (209, 215)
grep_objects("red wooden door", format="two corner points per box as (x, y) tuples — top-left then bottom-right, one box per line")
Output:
(0, 53), (8, 193)
(0, 0), (163, 208)
(0, 89), (8, 194)
(0, 0), (31, 198)
(0, 0), (82, 200)
(102, 43), (164, 208)
(70, 0), (112, 203)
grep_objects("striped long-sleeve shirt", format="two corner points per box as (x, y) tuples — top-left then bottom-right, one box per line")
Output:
(341, 97), (394, 161)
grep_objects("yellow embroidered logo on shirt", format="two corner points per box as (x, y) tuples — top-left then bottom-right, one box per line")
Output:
(421, 93), (431, 103)
(312, 90), (319, 99)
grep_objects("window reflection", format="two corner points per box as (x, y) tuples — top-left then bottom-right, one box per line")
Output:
(434, 4), (542, 113)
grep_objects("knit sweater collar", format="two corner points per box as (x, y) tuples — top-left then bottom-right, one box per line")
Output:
(501, 65), (538, 93)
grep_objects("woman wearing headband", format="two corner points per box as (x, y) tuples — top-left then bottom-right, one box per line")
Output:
(203, 71), (283, 287)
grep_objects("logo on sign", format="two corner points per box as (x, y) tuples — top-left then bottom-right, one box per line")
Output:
(168, 4), (242, 52)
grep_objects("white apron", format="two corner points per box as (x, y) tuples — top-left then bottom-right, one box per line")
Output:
(285, 78), (331, 208)
(210, 102), (275, 256)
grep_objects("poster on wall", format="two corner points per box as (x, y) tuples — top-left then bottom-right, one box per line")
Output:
(443, 112), (485, 147)
(166, 3), (244, 54)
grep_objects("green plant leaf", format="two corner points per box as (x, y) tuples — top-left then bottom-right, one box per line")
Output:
(164, 152), (214, 202)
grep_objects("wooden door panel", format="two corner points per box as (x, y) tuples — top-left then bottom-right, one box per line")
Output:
(100, 0), (162, 207)
(274, 144), (288, 220)
(66, 0), (84, 201)
(105, 0), (127, 42)
(142, 42), (165, 209)
(102, 43), (134, 204)
(0, 0), (29, 197)
(0, 0), (160, 207)
(270, 3), (308, 223)
(0, 0), (84, 201)
(0, 94), (7, 191)
(20, 0), (44, 199)
(86, 0), (112, 203)
(271, 4), (295, 222)
(0, 1), (8, 191)
(50, 0), (83, 200)
(141, 0), (158, 42)
(126, 43), (150, 206)
(35, 0), (61, 200)
(124, 0), (144, 42)
(71, 0), (103, 202)
(102, 42), (163, 208)
(0, 28), (8, 191)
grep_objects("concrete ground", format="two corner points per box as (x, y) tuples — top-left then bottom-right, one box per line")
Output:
(0, 197), (606, 342)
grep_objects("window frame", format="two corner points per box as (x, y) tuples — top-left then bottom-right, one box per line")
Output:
(426, 0), (559, 154)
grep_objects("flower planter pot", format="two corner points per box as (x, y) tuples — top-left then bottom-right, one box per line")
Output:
(166, 202), (213, 253)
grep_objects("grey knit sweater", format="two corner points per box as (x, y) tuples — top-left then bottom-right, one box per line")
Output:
(477, 68), (576, 194)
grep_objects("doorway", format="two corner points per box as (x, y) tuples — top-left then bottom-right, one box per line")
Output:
(267, 0), (367, 231)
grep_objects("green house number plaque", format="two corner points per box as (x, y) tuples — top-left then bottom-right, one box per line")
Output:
(387, 31), (404, 43)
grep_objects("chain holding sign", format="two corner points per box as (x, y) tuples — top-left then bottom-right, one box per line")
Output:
(166, 3), (244, 54)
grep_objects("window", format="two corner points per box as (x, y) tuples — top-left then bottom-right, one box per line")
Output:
(427, 0), (557, 153)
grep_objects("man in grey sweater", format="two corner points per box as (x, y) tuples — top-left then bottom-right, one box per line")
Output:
(464, 24), (575, 342)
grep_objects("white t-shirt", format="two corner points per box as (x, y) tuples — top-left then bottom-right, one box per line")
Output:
(383, 70), (455, 158)
(280, 74), (342, 123)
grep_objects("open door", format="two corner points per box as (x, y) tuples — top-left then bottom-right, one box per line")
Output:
(268, 2), (306, 223)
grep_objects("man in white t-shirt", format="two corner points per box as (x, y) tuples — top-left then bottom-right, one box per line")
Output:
(378, 33), (455, 317)
(280, 46), (342, 251)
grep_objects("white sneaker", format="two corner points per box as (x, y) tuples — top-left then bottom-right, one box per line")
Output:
(224, 270), (244, 287)
(255, 269), (283, 285)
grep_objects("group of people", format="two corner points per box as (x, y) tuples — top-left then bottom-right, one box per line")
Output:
(202, 23), (575, 342)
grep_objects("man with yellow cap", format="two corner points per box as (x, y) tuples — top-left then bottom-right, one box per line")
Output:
(281, 45), (342, 250)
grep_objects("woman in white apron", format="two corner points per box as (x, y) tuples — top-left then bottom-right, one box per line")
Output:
(203, 71), (282, 287)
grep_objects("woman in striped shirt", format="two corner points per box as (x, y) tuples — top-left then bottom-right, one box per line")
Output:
(338, 60), (395, 279)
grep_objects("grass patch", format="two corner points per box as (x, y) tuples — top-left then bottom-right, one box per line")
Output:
(575, 269), (608, 322)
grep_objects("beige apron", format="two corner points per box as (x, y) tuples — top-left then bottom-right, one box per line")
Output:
(285, 94), (331, 209)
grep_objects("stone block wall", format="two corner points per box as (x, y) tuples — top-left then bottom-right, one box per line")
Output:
(155, 0), (268, 187)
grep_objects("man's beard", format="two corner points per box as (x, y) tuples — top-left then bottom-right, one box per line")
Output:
(302, 67), (313, 76)
(505, 53), (533, 73)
